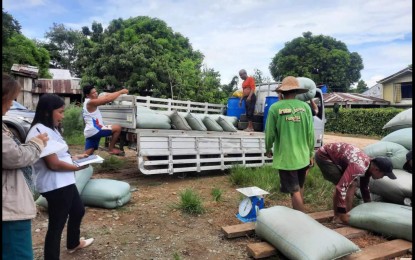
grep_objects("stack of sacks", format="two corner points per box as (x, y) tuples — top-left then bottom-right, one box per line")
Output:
(349, 202), (412, 242)
(361, 126), (412, 205)
(160, 110), (238, 132)
(382, 108), (412, 131)
(135, 105), (172, 129)
(36, 166), (132, 209)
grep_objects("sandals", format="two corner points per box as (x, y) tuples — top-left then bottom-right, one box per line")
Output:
(108, 149), (125, 156)
(67, 237), (94, 253)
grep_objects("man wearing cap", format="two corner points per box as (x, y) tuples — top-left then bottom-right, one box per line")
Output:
(315, 142), (396, 224)
(265, 76), (315, 212)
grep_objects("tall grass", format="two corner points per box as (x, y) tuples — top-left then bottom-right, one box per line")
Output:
(229, 165), (333, 211)
(175, 188), (205, 215)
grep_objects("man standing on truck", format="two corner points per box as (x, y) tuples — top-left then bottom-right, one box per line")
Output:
(238, 69), (256, 132)
(82, 85), (129, 156)
(265, 76), (314, 212)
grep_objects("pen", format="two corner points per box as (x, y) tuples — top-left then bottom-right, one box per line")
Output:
(36, 127), (42, 134)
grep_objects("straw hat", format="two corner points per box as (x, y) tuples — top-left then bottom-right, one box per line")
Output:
(276, 76), (309, 94)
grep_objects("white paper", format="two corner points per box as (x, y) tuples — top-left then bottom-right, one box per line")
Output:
(39, 140), (68, 158)
(73, 154), (104, 167)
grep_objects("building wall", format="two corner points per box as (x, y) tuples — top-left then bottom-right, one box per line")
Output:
(15, 76), (82, 110)
(383, 73), (412, 106)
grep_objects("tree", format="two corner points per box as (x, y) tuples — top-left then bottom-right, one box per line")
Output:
(269, 32), (364, 92)
(2, 8), (21, 45)
(2, 9), (51, 77)
(41, 23), (85, 76)
(355, 79), (368, 93)
(3, 34), (51, 77)
(76, 16), (224, 103)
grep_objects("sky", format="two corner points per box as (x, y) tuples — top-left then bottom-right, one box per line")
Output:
(3, 0), (413, 88)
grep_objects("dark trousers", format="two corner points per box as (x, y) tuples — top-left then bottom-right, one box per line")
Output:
(243, 94), (256, 121)
(41, 184), (85, 260)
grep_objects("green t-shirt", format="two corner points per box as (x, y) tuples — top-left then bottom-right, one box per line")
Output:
(265, 99), (315, 170)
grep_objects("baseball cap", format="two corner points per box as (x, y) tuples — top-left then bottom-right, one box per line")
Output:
(403, 150), (412, 172)
(372, 157), (396, 179)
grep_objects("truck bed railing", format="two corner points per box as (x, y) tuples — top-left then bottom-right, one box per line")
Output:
(135, 96), (225, 114)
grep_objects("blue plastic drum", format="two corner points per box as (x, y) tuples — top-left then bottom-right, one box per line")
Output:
(263, 96), (279, 130)
(227, 97), (246, 120)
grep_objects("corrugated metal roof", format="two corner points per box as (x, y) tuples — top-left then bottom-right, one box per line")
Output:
(11, 64), (39, 78)
(323, 92), (389, 106)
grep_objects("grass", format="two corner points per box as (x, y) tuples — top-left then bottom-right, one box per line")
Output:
(95, 155), (125, 171)
(174, 188), (205, 215)
(211, 187), (223, 202)
(229, 164), (333, 211)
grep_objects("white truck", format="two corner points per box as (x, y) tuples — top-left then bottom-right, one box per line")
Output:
(100, 84), (325, 175)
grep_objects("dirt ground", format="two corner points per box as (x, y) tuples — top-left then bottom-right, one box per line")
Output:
(31, 133), (409, 259)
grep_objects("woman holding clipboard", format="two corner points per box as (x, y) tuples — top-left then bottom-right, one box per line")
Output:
(26, 94), (94, 259)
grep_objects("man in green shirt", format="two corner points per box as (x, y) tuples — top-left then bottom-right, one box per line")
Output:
(265, 76), (315, 212)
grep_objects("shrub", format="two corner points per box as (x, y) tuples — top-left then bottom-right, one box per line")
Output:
(176, 188), (205, 215)
(325, 107), (404, 137)
(62, 103), (84, 138)
(211, 187), (223, 202)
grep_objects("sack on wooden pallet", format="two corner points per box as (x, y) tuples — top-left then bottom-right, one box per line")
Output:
(363, 141), (408, 169)
(349, 202), (412, 241)
(36, 165), (94, 208)
(255, 206), (360, 260)
(381, 127), (412, 150)
(382, 108), (412, 131)
(80, 179), (131, 209)
(368, 169), (412, 205)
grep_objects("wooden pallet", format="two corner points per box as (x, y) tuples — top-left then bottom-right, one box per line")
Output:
(221, 210), (412, 259)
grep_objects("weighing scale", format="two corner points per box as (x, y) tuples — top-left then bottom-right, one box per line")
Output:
(236, 186), (269, 222)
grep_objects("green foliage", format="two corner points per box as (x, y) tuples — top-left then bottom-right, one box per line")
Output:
(173, 252), (182, 260)
(2, 33), (51, 77)
(96, 155), (125, 171)
(42, 23), (85, 76)
(176, 188), (205, 215)
(62, 103), (84, 137)
(229, 165), (280, 196)
(325, 107), (404, 137)
(229, 165), (333, 211)
(2, 8), (21, 45)
(303, 166), (333, 210)
(350, 80), (368, 93)
(269, 31), (363, 92)
(211, 187), (223, 202)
